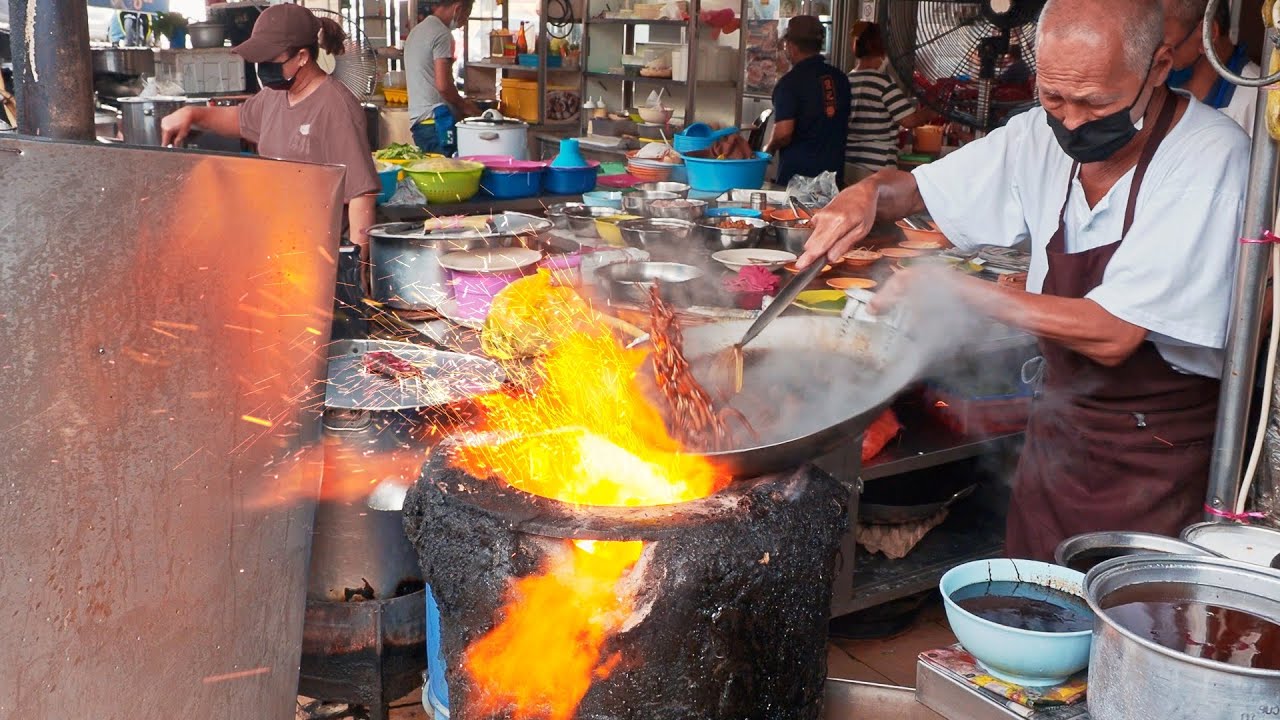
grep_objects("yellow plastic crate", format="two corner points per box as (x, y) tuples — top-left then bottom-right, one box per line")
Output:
(382, 87), (408, 105)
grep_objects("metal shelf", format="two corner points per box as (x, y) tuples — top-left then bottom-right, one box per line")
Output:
(467, 61), (580, 72)
(587, 17), (690, 26)
(582, 71), (737, 89)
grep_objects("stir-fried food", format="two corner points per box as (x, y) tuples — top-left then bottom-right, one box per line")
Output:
(648, 288), (754, 451)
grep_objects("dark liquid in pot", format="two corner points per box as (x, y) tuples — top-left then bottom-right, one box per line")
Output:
(950, 580), (1094, 633)
(1102, 583), (1280, 670)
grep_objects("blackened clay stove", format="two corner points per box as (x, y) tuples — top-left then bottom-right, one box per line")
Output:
(402, 442), (850, 720)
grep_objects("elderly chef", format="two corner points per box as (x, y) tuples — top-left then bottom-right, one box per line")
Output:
(799, 0), (1249, 560)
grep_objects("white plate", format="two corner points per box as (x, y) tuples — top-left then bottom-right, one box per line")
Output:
(437, 247), (542, 273)
(435, 298), (486, 329)
(712, 248), (796, 272)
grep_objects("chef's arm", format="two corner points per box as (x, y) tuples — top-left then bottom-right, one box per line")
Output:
(765, 119), (795, 155)
(799, 168), (926, 268)
(160, 105), (241, 146)
(951, 276), (1148, 367)
(348, 194), (376, 260)
(435, 59), (481, 118)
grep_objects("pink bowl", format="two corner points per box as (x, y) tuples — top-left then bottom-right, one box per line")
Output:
(459, 155), (550, 172)
(449, 268), (533, 321)
(540, 253), (583, 286)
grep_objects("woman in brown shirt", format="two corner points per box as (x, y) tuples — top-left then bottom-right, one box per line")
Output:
(161, 4), (380, 271)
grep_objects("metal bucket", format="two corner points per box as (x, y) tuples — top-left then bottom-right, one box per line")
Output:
(118, 96), (189, 146)
(1084, 555), (1280, 719)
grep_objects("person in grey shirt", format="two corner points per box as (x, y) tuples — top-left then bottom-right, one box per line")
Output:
(405, 0), (480, 154)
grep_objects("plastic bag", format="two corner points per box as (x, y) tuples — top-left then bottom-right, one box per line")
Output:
(784, 171), (840, 209)
(385, 177), (427, 207)
(139, 76), (186, 98)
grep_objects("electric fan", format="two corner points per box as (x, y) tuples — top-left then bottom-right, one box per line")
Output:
(310, 6), (379, 99)
(881, 0), (1044, 131)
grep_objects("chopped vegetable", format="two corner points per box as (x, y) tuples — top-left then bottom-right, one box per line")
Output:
(373, 143), (426, 161)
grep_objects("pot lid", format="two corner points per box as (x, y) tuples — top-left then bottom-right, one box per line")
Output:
(1182, 522), (1280, 568)
(439, 247), (543, 273)
(324, 339), (505, 411)
(460, 109), (528, 127)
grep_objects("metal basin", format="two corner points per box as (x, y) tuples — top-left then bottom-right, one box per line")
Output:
(368, 221), (514, 310)
(698, 216), (768, 250)
(621, 190), (679, 217)
(616, 218), (696, 249)
(774, 218), (815, 255)
(634, 181), (690, 198)
(564, 205), (623, 237)
(1085, 555), (1280, 719)
(648, 198), (708, 222)
(1182, 522), (1280, 569)
(595, 261), (702, 306)
(1054, 531), (1222, 572)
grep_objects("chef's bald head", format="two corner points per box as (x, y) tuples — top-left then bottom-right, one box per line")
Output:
(1037, 0), (1166, 74)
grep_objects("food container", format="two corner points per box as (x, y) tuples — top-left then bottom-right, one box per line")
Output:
(621, 190), (679, 217)
(1180, 523), (1280, 569)
(582, 190), (626, 209)
(895, 219), (948, 247)
(455, 109), (529, 160)
(616, 218), (696, 249)
(545, 202), (586, 230)
(697, 216), (768, 250)
(438, 248), (543, 322)
(544, 162), (600, 195)
(188, 21), (227, 48)
(712, 248), (795, 272)
(681, 152), (771, 193)
(1084, 555), (1280, 719)
(595, 215), (641, 246)
(596, 262), (703, 306)
(940, 559), (1094, 687)
(774, 218), (815, 256)
(648, 198), (707, 222)
(404, 159), (486, 204)
(564, 205), (623, 237)
(1054, 531), (1222, 573)
(840, 249), (883, 269)
(539, 252), (583, 286)
(368, 221), (516, 310)
(119, 96), (190, 147)
(376, 162), (401, 204)
(479, 167), (544, 199)
(633, 181), (689, 198)
(637, 105), (673, 124)
(914, 125), (943, 155)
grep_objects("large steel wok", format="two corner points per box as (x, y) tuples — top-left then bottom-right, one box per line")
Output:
(645, 316), (921, 478)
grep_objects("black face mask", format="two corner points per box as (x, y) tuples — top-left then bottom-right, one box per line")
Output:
(1044, 57), (1155, 164)
(257, 56), (298, 91)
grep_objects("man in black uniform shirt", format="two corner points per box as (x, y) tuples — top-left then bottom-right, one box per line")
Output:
(766, 15), (852, 185)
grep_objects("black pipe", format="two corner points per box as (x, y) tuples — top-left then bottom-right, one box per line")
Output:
(7, 0), (95, 140)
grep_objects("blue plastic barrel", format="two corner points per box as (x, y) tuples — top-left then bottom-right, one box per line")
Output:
(425, 587), (450, 719)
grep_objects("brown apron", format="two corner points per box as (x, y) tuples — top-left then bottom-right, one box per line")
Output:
(1005, 93), (1220, 561)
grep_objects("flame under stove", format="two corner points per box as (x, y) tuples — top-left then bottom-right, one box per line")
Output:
(403, 446), (850, 720)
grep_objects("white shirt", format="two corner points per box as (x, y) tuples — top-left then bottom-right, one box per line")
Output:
(913, 98), (1250, 378)
(1221, 60), (1261, 134)
(404, 15), (455, 124)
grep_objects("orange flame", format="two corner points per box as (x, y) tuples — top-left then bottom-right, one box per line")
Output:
(453, 283), (729, 719)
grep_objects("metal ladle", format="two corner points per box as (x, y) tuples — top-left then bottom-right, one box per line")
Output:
(728, 198), (824, 392)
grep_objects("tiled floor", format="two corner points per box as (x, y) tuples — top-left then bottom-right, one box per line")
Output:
(361, 595), (957, 719)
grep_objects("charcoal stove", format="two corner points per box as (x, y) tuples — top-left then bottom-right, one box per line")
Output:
(403, 443), (851, 720)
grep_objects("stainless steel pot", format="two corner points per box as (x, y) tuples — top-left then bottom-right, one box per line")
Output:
(118, 96), (190, 146)
(545, 202), (586, 230)
(188, 21), (228, 48)
(1054, 531), (1222, 572)
(94, 108), (121, 139)
(616, 218), (695, 249)
(1182, 522), (1280, 569)
(564, 205), (622, 237)
(634, 181), (690, 198)
(368, 222), (514, 310)
(698, 217), (768, 250)
(595, 261), (703, 305)
(1085, 555), (1280, 719)
(774, 218), (814, 255)
(648, 198), (707, 222)
(91, 47), (156, 76)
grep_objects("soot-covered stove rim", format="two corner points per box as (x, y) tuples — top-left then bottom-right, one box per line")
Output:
(421, 437), (819, 542)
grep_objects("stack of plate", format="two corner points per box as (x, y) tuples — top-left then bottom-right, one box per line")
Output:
(625, 151), (677, 183)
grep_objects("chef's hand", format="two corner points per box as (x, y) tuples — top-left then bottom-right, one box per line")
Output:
(160, 107), (196, 147)
(796, 181), (878, 269)
(868, 265), (958, 316)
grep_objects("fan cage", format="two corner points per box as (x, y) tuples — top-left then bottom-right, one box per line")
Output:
(881, 0), (1042, 130)
(311, 5), (380, 99)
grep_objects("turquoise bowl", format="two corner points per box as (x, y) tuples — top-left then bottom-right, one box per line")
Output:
(939, 559), (1094, 687)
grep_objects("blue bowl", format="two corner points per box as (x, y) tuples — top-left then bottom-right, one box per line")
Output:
(939, 559), (1094, 687)
(544, 164), (599, 195)
(480, 168), (544, 199)
(582, 190), (625, 209)
(376, 165), (401, 204)
(681, 152), (771, 193)
(706, 207), (763, 219)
